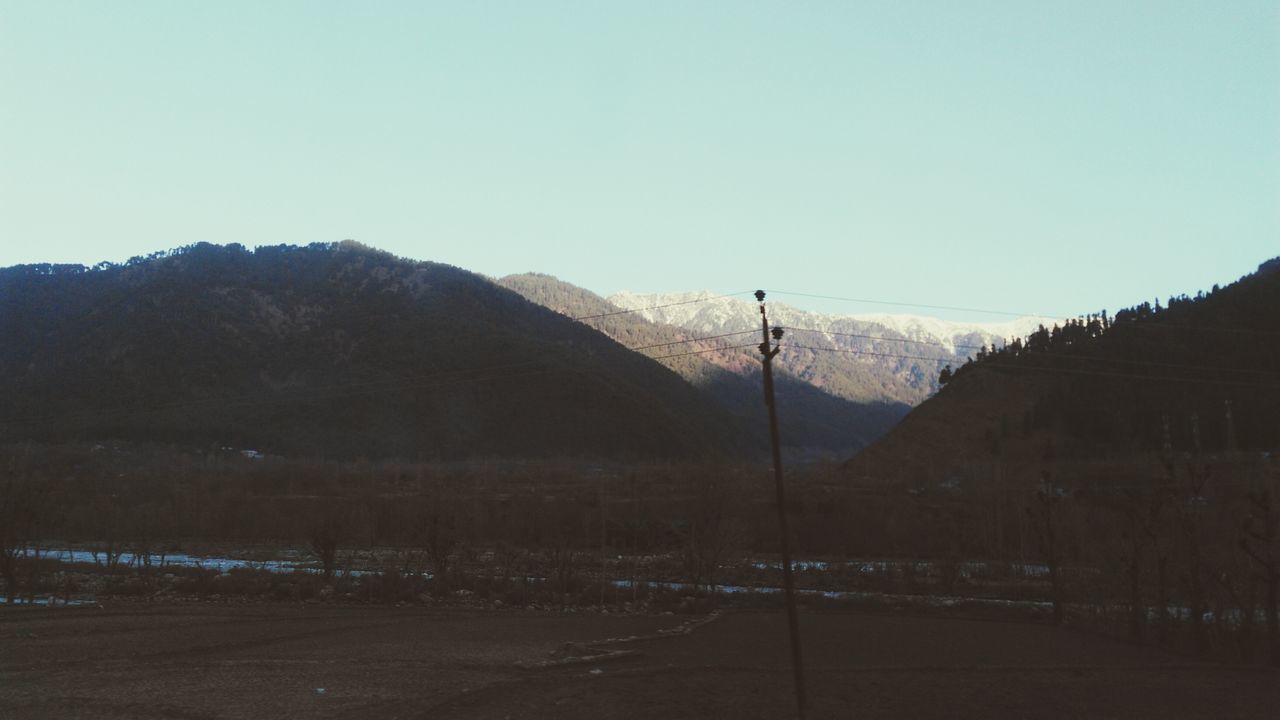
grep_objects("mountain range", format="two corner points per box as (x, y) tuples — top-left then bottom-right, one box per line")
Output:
(501, 278), (1061, 457)
(11, 240), (1252, 471)
(607, 290), (1051, 406)
(0, 242), (741, 461)
(500, 276), (905, 457)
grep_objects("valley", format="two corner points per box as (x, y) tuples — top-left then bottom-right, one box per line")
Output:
(3, 245), (1279, 719)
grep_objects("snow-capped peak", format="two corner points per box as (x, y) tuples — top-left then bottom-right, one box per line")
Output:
(606, 291), (1054, 354)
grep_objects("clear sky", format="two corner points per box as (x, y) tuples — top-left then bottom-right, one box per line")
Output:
(2, 1), (1276, 320)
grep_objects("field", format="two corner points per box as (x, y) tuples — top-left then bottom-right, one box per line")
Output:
(3, 603), (1277, 719)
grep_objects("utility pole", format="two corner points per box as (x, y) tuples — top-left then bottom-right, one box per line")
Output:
(1225, 400), (1237, 454)
(600, 480), (608, 606)
(755, 289), (807, 720)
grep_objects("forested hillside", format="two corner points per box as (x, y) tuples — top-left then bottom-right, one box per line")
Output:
(848, 258), (1280, 489)
(0, 243), (741, 461)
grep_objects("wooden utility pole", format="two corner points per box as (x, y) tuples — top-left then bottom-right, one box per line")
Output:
(600, 480), (608, 606)
(755, 290), (807, 719)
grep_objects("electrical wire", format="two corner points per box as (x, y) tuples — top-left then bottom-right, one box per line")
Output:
(783, 327), (989, 352)
(784, 344), (955, 365)
(770, 289), (1280, 339)
(780, 329), (1273, 377)
(784, 344), (1280, 391)
(647, 343), (761, 361)
(768, 290), (1058, 319)
(627, 330), (758, 351)
(572, 291), (755, 321)
(5, 279), (1277, 434)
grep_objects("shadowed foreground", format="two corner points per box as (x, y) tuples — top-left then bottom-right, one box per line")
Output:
(2, 604), (1277, 719)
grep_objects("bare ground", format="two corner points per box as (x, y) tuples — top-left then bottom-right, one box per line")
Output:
(2, 603), (1276, 719)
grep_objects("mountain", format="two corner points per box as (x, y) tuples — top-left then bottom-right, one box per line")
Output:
(499, 276), (917, 457)
(607, 291), (1051, 406)
(845, 259), (1280, 490)
(0, 242), (742, 461)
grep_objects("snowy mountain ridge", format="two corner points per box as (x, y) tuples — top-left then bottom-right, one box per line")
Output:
(607, 291), (1054, 355)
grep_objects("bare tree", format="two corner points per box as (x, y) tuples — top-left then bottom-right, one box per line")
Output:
(0, 477), (28, 602)
(1117, 490), (1148, 641)
(1240, 458), (1279, 665)
(1029, 473), (1066, 625)
(1140, 461), (1177, 646)
(544, 541), (579, 600)
(416, 479), (465, 597)
(678, 469), (742, 594)
(1, 462), (53, 603)
(309, 505), (345, 583)
(1108, 479), (1173, 644)
(1175, 454), (1212, 656)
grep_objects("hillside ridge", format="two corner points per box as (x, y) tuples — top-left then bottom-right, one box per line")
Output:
(0, 242), (740, 461)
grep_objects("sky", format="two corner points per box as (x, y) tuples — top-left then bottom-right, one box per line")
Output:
(1, 1), (1276, 321)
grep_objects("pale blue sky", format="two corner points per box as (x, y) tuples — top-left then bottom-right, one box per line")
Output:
(2, 1), (1276, 320)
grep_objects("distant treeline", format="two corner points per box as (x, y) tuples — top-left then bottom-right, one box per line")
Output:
(939, 258), (1280, 456)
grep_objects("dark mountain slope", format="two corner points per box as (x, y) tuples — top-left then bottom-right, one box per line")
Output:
(498, 273), (909, 457)
(846, 259), (1280, 489)
(0, 242), (740, 461)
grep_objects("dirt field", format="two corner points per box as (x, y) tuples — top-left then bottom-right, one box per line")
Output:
(2, 603), (1277, 719)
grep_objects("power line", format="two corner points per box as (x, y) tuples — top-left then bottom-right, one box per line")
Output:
(594, 298), (1263, 361)
(771, 289), (1280, 339)
(9, 331), (1274, 435)
(785, 344), (954, 365)
(572, 291), (754, 321)
(628, 330), (758, 351)
(630, 320), (997, 359)
(631, 319), (1272, 377)
(769, 290), (1061, 319)
(785, 344), (1280, 391)
(6, 282), (1277, 434)
(648, 343), (760, 361)
(784, 326), (989, 352)
(782, 330), (1273, 377)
